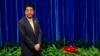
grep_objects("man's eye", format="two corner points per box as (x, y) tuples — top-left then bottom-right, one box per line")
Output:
(26, 10), (29, 11)
(30, 10), (33, 12)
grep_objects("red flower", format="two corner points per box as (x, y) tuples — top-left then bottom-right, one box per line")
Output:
(62, 45), (77, 53)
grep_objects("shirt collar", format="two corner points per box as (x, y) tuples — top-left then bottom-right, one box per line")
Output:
(26, 17), (33, 22)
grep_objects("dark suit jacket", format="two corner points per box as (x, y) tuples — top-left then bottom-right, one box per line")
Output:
(18, 17), (42, 56)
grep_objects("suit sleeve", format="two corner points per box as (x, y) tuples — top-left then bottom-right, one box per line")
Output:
(37, 20), (42, 45)
(18, 22), (34, 49)
(38, 27), (42, 44)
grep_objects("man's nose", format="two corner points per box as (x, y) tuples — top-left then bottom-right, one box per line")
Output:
(29, 11), (31, 13)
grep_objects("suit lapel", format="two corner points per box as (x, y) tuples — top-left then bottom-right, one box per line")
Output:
(24, 17), (35, 35)
(32, 18), (37, 35)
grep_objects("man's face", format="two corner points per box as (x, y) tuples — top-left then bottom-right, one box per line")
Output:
(25, 7), (34, 18)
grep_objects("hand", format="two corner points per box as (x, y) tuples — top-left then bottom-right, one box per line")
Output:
(34, 44), (40, 51)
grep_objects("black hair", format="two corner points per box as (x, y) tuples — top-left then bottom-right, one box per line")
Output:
(24, 3), (35, 11)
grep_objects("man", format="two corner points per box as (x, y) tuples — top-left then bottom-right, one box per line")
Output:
(18, 4), (42, 56)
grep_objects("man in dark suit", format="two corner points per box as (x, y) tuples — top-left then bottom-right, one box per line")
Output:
(18, 4), (42, 56)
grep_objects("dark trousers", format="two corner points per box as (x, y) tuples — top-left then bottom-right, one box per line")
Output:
(33, 48), (42, 56)
(33, 51), (42, 56)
